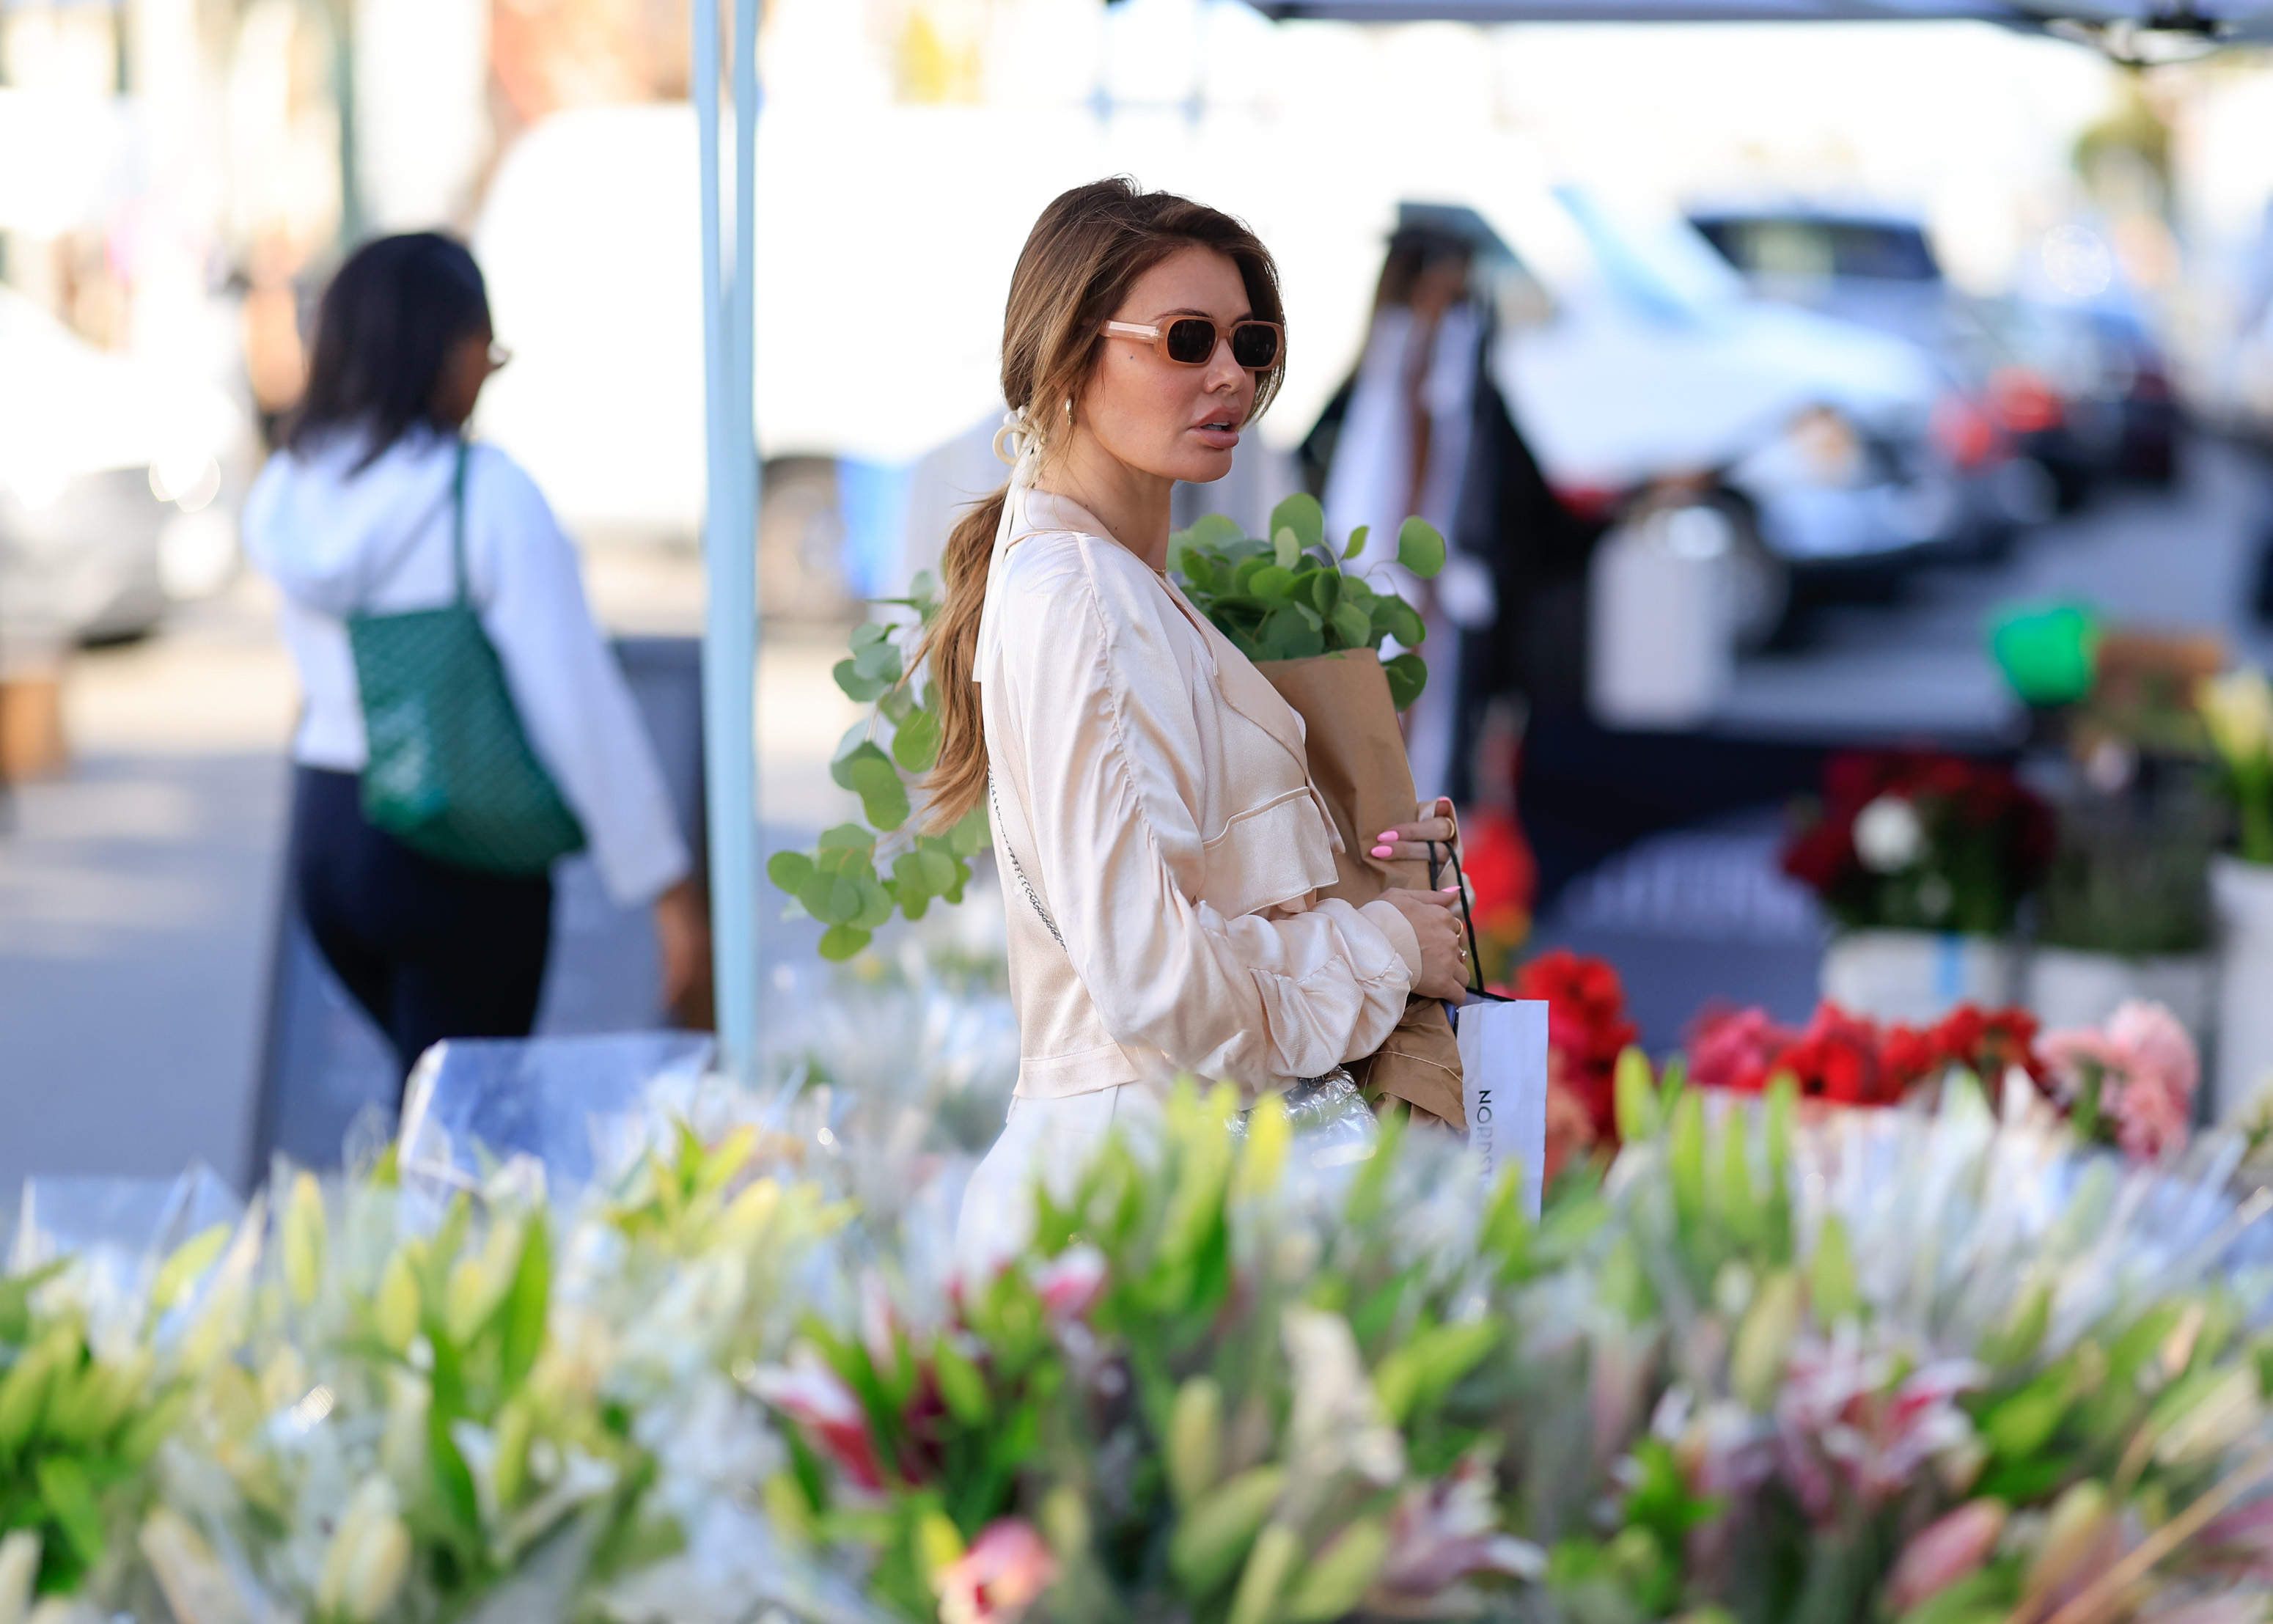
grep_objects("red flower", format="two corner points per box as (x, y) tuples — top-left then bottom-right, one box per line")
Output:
(1773, 1003), (1895, 1106)
(1460, 807), (1536, 940)
(1932, 1004), (2042, 1085)
(1780, 751), (2052, 933)
(1876, 1024), (1929, 1091)
(1508, 950), (1637, 1142)
(747, 1350), (888, 1493)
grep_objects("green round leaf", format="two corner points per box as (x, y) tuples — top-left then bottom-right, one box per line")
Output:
(1270, 492), (1325, 554)
(1251, 565), (1296, 602)
(892, 708), (942, 774)
(853, 637), (904, 685)
(1384, 652), (1428, 711)
(1329, 600), (1372, 650)
(1232, 555), (1269, 594)
(1308, 570), (1341, 615)
(917, 847), (960, 892)
(818, 924), (871, 960)
(1186, 512), (1246, 551)
(1398, 516), (1447, 578)
(1260, 606), (1324, 661)
(818, 822), (875, 852)
(845, 754), (911, 832)
(1342, 523), (1369, 562)
(765, 850), (815, 893)
(853, 874), (895, 930)
(833, 658), (889, 703)
(948, 802), (991, 856)
(892, 850), (934, 901)
(831, 737), (889, 793)
(1373, 597), (1427, 648)
(1272, 528), (1299, 570)
(799, 870), (862, 924)
(850, 621), (889, 650)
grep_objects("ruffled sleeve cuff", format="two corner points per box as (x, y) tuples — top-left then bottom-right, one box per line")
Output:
(1359, 898), (1423, 985)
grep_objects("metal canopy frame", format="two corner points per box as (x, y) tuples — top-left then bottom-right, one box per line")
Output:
(694, 0), (759, 1079)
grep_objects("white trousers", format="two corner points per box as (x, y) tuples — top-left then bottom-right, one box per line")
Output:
(955, 1084), (1164, 1275)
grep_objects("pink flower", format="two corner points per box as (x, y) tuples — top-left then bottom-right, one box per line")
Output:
(1030, 1245), (1106, 1323)
(1689, 1005), (1798, 1094)
(1375, 1454), (1544, 1600)
(936, 1519), (1057, 1624)
(2107, 1000), (2198, 1158)
(2037, 1002), (2198, 1161)
(1886, 1499), (2008, 1612)
(746, 1348), (887, 1493)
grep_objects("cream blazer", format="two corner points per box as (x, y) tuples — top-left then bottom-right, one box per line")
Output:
(977, 488), (1422, 1102)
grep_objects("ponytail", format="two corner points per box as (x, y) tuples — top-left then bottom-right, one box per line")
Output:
(917, 485), (1010, 831)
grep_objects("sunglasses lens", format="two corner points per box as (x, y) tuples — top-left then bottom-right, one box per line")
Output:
(1164, 318), (1218, 364)
(1231, 323), (1279, 370)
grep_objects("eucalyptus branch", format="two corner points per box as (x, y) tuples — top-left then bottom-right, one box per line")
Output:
(765, 572), (990, 961)
(1167, 493), (1444, 708)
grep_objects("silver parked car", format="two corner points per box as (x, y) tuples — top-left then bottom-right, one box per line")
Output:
(0, 286), (243, 649)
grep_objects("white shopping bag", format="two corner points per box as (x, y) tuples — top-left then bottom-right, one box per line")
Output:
(1456, 999), (1551, 1217)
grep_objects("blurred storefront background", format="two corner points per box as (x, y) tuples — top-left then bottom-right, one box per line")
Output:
(18, 0), (2273, 1191)
(9, 0), (2270, 613)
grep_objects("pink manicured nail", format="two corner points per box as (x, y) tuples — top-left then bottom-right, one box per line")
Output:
(1376, 831), (1400, 842)
(1370, 844), (1395, 859)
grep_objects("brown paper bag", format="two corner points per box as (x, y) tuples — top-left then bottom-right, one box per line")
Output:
(1258, 650), (1466, 1131)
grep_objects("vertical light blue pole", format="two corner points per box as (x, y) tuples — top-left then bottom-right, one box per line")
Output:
(695, 0), (760, 1077)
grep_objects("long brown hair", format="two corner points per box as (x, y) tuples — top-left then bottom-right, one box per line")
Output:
(921, 177), (1287, 829)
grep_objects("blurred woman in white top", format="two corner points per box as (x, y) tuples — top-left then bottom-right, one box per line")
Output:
(243, 232), (702, 1082)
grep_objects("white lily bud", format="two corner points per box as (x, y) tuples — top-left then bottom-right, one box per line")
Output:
(283, 1172), (327, 1308)
(373, 1252), (420, 1354)
(319, 1479), (411, 1624)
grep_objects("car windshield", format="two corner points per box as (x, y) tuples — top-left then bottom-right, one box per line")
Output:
(1692, 216), (1942, 284)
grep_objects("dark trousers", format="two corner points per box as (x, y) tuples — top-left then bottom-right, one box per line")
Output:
(291, 766), (552, 1081)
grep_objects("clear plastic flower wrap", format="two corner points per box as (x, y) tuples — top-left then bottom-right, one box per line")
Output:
(396, 1030), (720, 1203)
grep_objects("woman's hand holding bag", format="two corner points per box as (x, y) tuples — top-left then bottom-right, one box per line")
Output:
(1378, 885), (1469, 1001)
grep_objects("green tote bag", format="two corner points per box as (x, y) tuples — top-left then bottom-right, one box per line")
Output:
(348, 440), (586, 875)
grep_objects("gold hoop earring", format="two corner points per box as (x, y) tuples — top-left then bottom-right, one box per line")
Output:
(1065, 397), (1074, 425)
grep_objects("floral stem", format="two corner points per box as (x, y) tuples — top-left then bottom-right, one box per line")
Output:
(2243, 787), (2273, 867)
(2031, 1441), (2273, 1624)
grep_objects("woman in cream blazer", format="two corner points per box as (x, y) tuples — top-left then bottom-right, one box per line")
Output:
(936, 181), (1468, 1260)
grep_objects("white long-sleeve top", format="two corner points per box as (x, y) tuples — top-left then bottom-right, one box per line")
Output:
(979, 489), (1422, 1101)
(243, 427), (691, 908)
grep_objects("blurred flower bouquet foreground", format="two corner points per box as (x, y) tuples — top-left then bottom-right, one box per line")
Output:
(13, 994), (2273, 1624)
